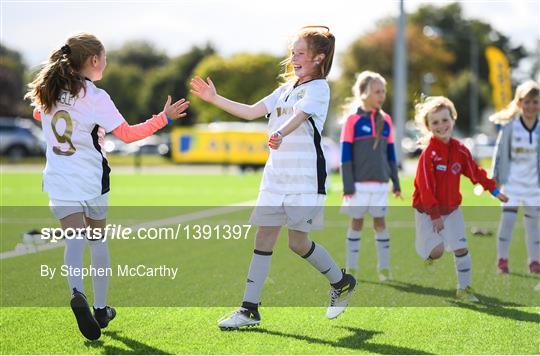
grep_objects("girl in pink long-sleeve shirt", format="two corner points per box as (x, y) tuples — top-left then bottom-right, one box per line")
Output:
(25, 33), (189, 341)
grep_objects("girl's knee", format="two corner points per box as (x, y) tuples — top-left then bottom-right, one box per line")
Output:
(373, 217), (386, 231)
(430, 244), (444, 259)
(254, 227), (280, 251)
(351, 218), (363, 230)
(287, 231), (310, 255)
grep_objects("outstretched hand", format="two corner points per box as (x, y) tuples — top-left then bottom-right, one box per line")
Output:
(190, 76), (217, 103)
(163, 96), (189, 120)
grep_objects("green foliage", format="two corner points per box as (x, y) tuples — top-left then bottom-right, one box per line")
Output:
(98, 63), (145, 124)
(140, 45), (215, 125)
(189, 53), (282, 123)
(409, 2), (527, 128)
(335, 24), (454, 122)
(0, 44), (27, 116)
(335, 2), (528, 134)
(107, 41), (168, 71)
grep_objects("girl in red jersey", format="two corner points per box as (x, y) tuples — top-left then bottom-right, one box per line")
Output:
(412, 96), (508, 302)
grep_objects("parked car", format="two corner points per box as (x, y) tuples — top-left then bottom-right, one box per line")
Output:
(401, 120), (422, 157)
(0, 118), (45, 160)
(104, 133), (170, 157)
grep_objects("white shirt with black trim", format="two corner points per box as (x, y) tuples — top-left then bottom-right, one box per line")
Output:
(506, 117), (539, 193)
(39, 80), (125, 201)
(261, 79), (329, 195)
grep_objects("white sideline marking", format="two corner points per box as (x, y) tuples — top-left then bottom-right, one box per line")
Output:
(0, 201), (256, 260)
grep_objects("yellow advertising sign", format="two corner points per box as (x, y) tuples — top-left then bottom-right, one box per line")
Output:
(485, 46), (512, 111)
(171, 123), (269, 166)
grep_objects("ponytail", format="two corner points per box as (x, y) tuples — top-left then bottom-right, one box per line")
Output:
(25, 33), (104, 113)
(373, 109), (385, 149)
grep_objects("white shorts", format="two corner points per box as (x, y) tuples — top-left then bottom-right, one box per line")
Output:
(249, 191), (325, 232)
(415, 208), (467, 260)
(501, 185), (540, 209)
(341, 182), (389, 218)
(49, 194), (109, 220)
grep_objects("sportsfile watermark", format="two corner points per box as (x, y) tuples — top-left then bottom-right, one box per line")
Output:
(39, 224), (253, 242)
(1, 206), (539, 307)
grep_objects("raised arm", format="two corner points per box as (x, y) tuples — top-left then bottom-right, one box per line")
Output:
(190, 76), (267, 120)
(112, 96), (189, 144)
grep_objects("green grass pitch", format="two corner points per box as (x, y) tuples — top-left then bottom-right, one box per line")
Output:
(1, 171), (538, 354)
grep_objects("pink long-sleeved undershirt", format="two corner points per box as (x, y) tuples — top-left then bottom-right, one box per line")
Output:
(111, 113), (168, 143)
(33, 108), (168, 143)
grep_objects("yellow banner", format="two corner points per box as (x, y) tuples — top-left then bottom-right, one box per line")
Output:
(485, 46), (512, 111)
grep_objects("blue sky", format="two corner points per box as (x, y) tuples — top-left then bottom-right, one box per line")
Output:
(1, 0), (538, 79)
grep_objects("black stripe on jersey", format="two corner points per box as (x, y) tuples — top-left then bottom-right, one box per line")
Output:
(308, 117), (327, 195)
(91, 125), (111, 195)
(519, 116), (538, 144)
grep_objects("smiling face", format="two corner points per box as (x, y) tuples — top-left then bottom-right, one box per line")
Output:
(519, 92), (540, 121)
(291, 38), (323, 83)
(362, 79), (386, 110)
(426, 107), (454, 143)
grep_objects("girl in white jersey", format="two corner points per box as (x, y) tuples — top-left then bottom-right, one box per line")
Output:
(25, 33), (189, 340)
(490, 80), (540, 275)
(190, 26), (356, 330)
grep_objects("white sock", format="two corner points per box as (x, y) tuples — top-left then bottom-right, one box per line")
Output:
(346, 228), (361, 270)
(242, 250), (272, 306)
(497, 210), (517, 259)
(64, 232), (86, 295)
(303, 242), (343, 284)
(455, 251), (472, 289)
(523, 207), (540, 263)
(375, 230), (390, 270)
(89, 239), (110, 309)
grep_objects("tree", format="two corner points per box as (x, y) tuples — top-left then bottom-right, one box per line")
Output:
(140, 45), (215, 125)
(0, 45), (27, 117)
(188, 53), (281, 123)
(409, 2), (527, 131)
(335, 23), (454, 122)
(410, 3), (526, 76)
(335, 2), (528, 134)
(107, 41), (168, 71)
(97, 63), (145, 124)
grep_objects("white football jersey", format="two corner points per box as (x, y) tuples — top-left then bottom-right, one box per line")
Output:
(261, 79), (329, 195)
(38, 80), (125, 201)
(506, 117), (539, 191)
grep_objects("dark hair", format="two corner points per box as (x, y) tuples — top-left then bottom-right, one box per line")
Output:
(25, 33), (104, 113)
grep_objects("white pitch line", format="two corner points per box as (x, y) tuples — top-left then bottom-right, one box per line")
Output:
(0, 201), (256, 260)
